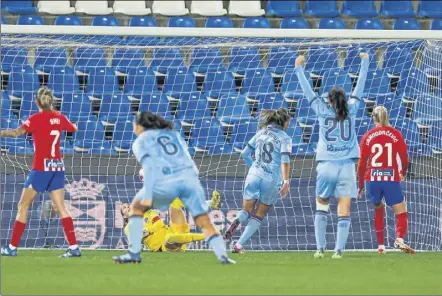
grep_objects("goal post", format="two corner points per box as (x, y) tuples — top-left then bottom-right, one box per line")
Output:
(1, 25), (441, 251)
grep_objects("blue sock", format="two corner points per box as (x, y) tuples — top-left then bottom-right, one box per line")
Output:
(315, 211), (328, 250)
(206, 234), (227, 260)
(335, 216), (351, 253)
(128, 215), (143, 254)
(238, 216), (262, 246)
(237, 210), (249, 225)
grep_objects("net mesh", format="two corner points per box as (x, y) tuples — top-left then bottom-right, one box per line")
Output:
(1, 33), (441, 251)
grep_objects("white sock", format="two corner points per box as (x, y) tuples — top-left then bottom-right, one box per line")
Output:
(69, 244), (79, 250)
(378, 245), (385, 250)
(9, 244), (16, 250)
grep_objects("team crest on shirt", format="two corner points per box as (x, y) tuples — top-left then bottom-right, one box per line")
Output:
(65, 179), (106, 249)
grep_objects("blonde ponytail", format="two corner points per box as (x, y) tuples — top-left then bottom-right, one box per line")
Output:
(36, 87), (53, 111)
(372, 106), (390, 127)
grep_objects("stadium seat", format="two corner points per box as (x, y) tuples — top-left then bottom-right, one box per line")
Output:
(205, 16), (233, 28)
(38, 1), (75, 14)
(189, 47), (223, 73)
(412, 95), (442, 124)
(363, 70), (392, 99)
(354, 18), (384, 30)
(7, 144), (35, 155)
(342, 0), (378, 17)
(47, 66), (81, 97)
(229, 120), (259, 149)
(429, 121), (442, 151)
(1, 47), (28, 73)
(60, 93), (93, 122)
(126, 17), (159, 46)
(207, 143), (235, 155)
(266, 0), (302, 17)
(280, 18), (309, 29)
(375, 93), (400, 105)
(228, 46), (261, 76)
(54, 15), (82, 26)
(1, 15), (6, 24)
(396, 68), (430, 99)
(129, 16), (156, 27)
(291, 143), (315, 156)
(217, 94), (252, 124)
(2, 0), (37, 14)
(318, 18), (346, 29)
(138, 93), (173, 120)
(305, 48), (338, 76)
(228, 0), (265, 16)
(190, 118), (226, 149)
(257, 93), (288, 112)
(1, 118), (30, 150)
(19, 96), (40, 120)
(73, 47), (107, 74)
(391, 119), (421, 146)
(380, 0), (416, 17)
(418, 0), (442, 17)
(167, 16), (196, 27)
(90, 15), (122, 45)
(74, 0), (113, 15)
(285, 121), (304, 144)
(304, 0), (339, 17)
(16, 15), (44, 25)
(176, 93), (212, 122)
(99, 94), (132, 123)
(86, 67), (120, 98)
(320, 70), (352, 95)
(344, 48), (377, 74)
(112, 119), (136, 151)
(112, 49), (145, 74)
(34, 47), (68, 73)
(241, 69), (275, 98)
(383, 46), (414, 76)
(1, 92), (14, 119)
(150, 48), (185, 74)
(163, 68), (197, 99)
(294, 97), (317, 126)
(73, 119), (108, 150)
(281, 70), (313, 100)
(203, 69), (237, 99)
(430, 19), (442, 30)
(113, 0), (151, 15)
(152, 0), (189, 16)
(124, 67), (158, 96)
(6, 66), (39, 98)
(191, 0), (226, 16)
(267, 47), (298, 76)
(355, 117), (374, 142)
(393, 19), (421, 30)
(243, 17), (271, 29)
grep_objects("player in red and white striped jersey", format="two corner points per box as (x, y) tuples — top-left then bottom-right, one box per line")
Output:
(358, 106), (415, 254)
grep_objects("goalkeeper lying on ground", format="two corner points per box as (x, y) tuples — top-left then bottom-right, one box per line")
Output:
(121, 192), (220, 252)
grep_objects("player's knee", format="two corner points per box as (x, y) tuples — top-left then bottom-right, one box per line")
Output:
(131, 200), (151, 215)
(316, 197), (329, 212)
(374, 202), (385, 209)
(17, 199), (32, 211)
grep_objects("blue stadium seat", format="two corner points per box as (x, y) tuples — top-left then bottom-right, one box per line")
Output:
(291, 143), (315, 156)
(412, 95), (442, 124)
(190, 118), (226, 149)
(294, 97), (317, 126)
(393, 18), (421, 30)
(228, 46), (261, 76)
(129, 16), (157, 27)
(310, 123), (320, 143)
(47, 66), (81, 97)
(208, 144), (235, 155)
(375, 93), (400, 105)
(176, 93), (212, 122)
(163, 67), (197, 99)
(267, 47), (298, 76)
(281, 70), (313, 100)
(383, 98), (407, 119)
(318, 18), (346, 29)
(380, 0), (416, 17)
(112, 119), (136, 152)
(90, 16), (122, 45)
(305, 48), (338, 76)
(168, 16), (196, 27)
(19, 96), (40, 120)
(203, 69), (237, 99)
(430, 19), (442, 30)
(126, 17), (159, 46)
(355, 100), (368, 118)
(257, 93), (288, 112)
(266, 0), (302, 17)
(1, 47), (28, 73)
(34, 48), (68, 73)
(354, 18), (384, 30)
(6, 66), (39, 98)
(99, 94), (132, 123)
(73, 119), (108, 150)
(383, 46), (414, 76)
(320, 70), (352, 95)
(355, 117), (374, 142)
(280, 18), (309, 29)
(429, 121), (442, 151)
(150, 48), (185, 74)
(1, 92), (14, 119)
(189, 47), (223, 73)
(138, 93), (173, 120)
(54, 15), (82, 26)
(1, 15), (7, 24)
(73, 47), (107, 74)
(285, 121), (304, 144)
(418, 0), (442, 17)
(217, 94), (252, 124)
(391, 119), (421, 146)
(243, 17), (271, 28)
(16, 15), (44, 25)
(241, 68), (275, 97)
(2, 0), (37, 14)
(229, 120), (259, 149)
(304, 0), (339, 17)
(86, 67), (120, 98)
(344, 48), (377, 74)
(60, 93), (93, 122)
(112, 49), (145, 74)
(124, 67), (158, 97)
(396, 68), (430, 99)
(7, 144), (35, 155)
(342, 0), (378, 17)
(205, 17), (234, 28)
(363, 70), (392, 99)
(0, 118), (20, 146)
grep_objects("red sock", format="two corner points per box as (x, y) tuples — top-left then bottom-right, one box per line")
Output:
(396, 212), (408, 239)
(10, 221), (26, 248)
(61, 217), (78, 246)
(374, 207), (385, 246)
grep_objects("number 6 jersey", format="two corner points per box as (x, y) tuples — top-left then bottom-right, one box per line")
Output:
(21, 110), (77, 171)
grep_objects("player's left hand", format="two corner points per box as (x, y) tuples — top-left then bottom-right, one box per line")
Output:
(280, 183), (290, 198)
(357, 188), (364, 199)
(360, 52), (369, 60)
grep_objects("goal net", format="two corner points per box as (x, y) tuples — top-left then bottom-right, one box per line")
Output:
(1, 25), (441, 251)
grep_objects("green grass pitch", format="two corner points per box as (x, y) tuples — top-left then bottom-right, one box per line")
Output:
(2, 250), (442, 295)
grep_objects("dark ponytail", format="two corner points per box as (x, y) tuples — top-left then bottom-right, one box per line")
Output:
(260, 108), (291, 129)
(328, 88), (349, 121)
(135, 111), (174, 130)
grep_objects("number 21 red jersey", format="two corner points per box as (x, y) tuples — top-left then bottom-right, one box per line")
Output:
(358, 125), (409, 190)
(21, 110), (76, 171)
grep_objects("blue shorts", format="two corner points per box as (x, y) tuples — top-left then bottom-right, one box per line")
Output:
(365, 181), (404, 206)
(316, 159), (357, 199)
(135, 176), (209, 218)
(24, 170), (65, 193)
(243, 174), (281, 206)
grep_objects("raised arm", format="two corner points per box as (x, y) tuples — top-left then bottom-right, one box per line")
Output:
(294, 56), (316, 103)
(351, 53), (370, 100)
